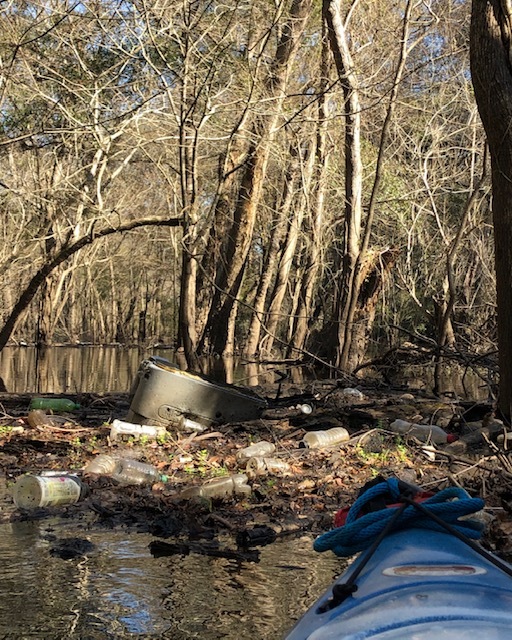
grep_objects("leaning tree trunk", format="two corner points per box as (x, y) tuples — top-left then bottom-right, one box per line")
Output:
(471, 0), (512, 421)
(199, 0), (313, 357)
(243, 144), (302, 358)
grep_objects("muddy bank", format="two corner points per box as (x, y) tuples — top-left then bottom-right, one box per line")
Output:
(1, 381), (512, 562)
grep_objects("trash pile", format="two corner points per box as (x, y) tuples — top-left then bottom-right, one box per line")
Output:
(3, 358), (512, 560)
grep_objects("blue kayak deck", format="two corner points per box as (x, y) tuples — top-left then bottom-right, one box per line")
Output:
(285, 528), (512, 639)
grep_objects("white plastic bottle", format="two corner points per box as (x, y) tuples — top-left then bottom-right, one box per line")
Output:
(110, 419), (168, 442)
(388, 419), (455, 444)
(302, 427), (350, 449)
(236, 441), (276, 462)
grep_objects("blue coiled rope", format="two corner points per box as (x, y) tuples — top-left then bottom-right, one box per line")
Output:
(314, 477), (485, 558)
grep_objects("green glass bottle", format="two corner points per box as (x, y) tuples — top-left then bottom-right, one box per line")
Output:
(29, 398), (81, 412)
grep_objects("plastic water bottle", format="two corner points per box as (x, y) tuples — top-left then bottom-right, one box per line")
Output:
(236, 441), (276, 462)
(29, 398), (81, 412)
(83, 455), (167, 485)
(109, 419), (168, 442)
(302, 427), (350, 449)
(388, 419), (456, 444)
(245, 457), (291, 476)
(12, 474), (88, 509)
(83, 454), (120, 475)
(111, 459), (168, 485)
(179, 474), (251, 499)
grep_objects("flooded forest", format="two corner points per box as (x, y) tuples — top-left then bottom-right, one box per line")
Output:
(0, 0), (496, 395)
(3, 3), (512, 638)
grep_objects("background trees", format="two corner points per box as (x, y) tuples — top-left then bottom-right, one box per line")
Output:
(0, 0), (497, 385)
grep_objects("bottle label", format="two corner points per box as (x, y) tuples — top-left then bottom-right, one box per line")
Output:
(39, 476), (82, 506)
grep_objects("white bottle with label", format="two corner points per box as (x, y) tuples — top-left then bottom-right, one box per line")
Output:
(110, 419), (168, 442)
(12, 474), (88, 509)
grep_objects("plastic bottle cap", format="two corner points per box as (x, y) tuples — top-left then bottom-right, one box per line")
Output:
(446, 434), (458, 443)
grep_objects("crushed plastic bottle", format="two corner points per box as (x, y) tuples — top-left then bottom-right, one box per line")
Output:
(29, 398), (81, 412)
(109, 419), (168, 442)
(179, 474), (251, 500)
(302, 427), (350, 449)
(388, 419), (457, 444)
(236, 441), (276, 463)
(341, 388), (364, 399)
(245, 457), (291, 476)
(83, 455), (167, 485)
(12, 474), (88, 509)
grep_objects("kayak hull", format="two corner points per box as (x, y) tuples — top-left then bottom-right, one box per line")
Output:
(285, 528), (512, 639)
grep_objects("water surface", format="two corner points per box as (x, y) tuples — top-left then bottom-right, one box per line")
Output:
(0, 518), (344, 639)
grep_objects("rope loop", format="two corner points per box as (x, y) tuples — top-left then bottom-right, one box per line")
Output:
(314, 478), (485, 557)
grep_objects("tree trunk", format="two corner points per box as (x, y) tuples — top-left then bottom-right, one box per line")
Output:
(471, 0), (512, 420)
(288, 27), (331, 358)
(199, 0), (313, 357)
(243, 144), (301, 358)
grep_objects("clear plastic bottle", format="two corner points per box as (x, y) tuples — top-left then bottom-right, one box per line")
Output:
(27, 410), (60, 428)
(245, 457), (291, 476)
(236, 441), (276, 462)
(109, 419), (168, 442)
(29, 398), (81, 412)
(388, 419), (455, 444)
(341, 388), (364, 399)
(12, 474), (88, 509)
(83, 454), (121, 475)
(179, 473), (251, 500)
(302, 427), (350, 449)
(111, 459), (168, 485)
(83, 455), (167, 484)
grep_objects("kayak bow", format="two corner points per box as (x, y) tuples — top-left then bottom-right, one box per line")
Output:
(285, 477), (512, 640)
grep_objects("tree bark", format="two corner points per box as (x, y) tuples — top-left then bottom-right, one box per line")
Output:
(471, 0), (512, 420)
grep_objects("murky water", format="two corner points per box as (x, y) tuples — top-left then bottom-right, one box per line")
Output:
(0, 345), (489, 398)
(0, 517), (343, 639)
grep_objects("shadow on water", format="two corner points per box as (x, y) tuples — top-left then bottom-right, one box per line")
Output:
(0, 518), (344, 639)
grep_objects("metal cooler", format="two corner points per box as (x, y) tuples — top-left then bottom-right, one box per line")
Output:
(126, 357), (267, 427)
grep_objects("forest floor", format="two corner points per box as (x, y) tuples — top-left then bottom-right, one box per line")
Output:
(1, 379), (512, 562)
